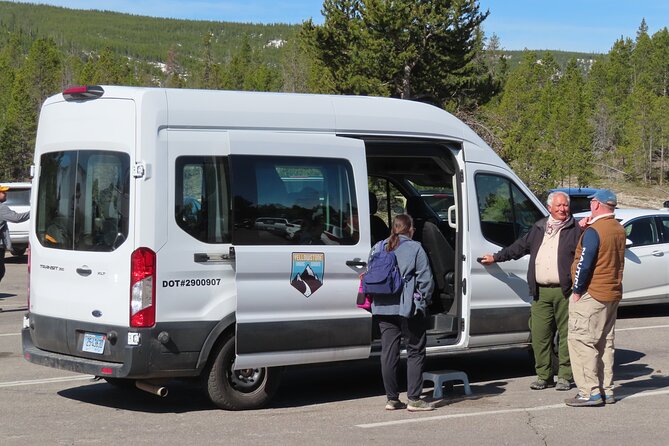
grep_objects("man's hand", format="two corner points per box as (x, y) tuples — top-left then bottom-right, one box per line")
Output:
(572, 293), (582, 302)
(578, 216), (591, 229)
(479, 254), (495, 265)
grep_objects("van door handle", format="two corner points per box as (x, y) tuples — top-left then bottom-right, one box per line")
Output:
(194, 247), (236, 263)
(76, 267), (92, 277)
(346, 260), (367, 267)
(651, 250), (664, 257)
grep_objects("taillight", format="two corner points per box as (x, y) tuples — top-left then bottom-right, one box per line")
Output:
(130, 248), (156, 327)
(62, 85), (104, 101)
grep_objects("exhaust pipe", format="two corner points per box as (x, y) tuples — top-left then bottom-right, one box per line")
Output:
(135, 380), (168, 397)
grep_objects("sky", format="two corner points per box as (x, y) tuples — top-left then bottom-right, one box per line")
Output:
(8, 0), (669, 54)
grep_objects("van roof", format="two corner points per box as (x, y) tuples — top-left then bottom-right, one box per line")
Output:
(46, 86), (489, 145)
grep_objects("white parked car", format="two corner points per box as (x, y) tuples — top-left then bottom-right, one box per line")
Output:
(2, 182), (31, 256)
(575, 208), (669, 306)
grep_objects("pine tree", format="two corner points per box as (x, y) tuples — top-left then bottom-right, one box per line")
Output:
(549, 59), (594, 186)
(300, 0), (490, 108)
(0, 37), (62, 181)
(0, 32), (24, 130)
(494, 51), (561, 192)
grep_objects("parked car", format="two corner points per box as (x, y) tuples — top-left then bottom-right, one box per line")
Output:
(254, 217), (302, 238)
(549, 187), (600, 214)
(574, 208), (669, 306)
(1, 182), (31, 256)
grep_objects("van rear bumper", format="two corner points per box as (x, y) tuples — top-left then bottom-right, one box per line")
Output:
(23, 328), (132, 377)
(22, 313), (220, 379)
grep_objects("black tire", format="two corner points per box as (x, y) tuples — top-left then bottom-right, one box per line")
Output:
(103, 377), (137, 389)
(203, 334), (282, 410)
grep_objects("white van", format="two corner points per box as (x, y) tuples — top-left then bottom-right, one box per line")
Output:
(23, 86), (547, 410)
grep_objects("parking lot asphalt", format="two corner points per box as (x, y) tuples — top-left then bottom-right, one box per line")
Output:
(2, 256), (669, 445)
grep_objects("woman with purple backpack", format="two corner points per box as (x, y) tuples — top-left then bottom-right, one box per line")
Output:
(368, 213), (434, 411)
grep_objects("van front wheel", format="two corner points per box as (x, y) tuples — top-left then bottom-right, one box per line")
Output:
(204, 334), (282, 410)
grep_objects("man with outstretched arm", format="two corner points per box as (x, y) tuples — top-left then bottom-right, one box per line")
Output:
(480, 191), (580, 391)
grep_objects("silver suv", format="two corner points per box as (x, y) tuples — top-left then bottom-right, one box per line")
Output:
(2, 182), (31, 256)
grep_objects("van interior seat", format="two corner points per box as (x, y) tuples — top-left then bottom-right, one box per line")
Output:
(369, 192), (389, 245)
(405, 196), (455, 312)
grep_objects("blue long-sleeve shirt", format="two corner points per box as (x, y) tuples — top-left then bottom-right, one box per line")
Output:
(572, 227), (600, 294)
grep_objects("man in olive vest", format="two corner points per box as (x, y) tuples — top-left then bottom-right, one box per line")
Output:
(565, 189), (625, 407)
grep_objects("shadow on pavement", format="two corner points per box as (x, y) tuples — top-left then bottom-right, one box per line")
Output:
(58, 379), (216, 414)
(4, 255), (27, 265)
(56, 348), (533, 412)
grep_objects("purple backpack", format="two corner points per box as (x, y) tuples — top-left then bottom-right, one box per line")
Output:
(361, 240), (404, 296)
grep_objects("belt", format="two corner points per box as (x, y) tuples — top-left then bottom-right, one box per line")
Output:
(538, 284), (561, 288)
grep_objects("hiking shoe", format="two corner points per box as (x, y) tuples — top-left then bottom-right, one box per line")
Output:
(385, 399), (407, 410)
(564, 393), (604, 407)
(602, 393), (616, 405)
(407, 399), (434, 412)
(530, 378), (555, 390)
(555, 378), (571, 391)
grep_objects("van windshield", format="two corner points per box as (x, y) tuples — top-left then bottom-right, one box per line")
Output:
(35, 150), (130, 252)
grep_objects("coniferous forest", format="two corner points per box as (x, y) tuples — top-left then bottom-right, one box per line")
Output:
(0, 0), (668, 200)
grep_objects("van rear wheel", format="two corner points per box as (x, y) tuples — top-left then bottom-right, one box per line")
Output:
(204, 334), (282, 410)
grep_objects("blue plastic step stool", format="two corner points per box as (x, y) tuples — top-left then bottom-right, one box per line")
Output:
(422, 370), (472, 399)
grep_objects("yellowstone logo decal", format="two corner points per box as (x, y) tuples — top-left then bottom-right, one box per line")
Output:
(290, 252), (324, 297)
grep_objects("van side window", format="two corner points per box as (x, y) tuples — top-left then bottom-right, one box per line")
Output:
(475, 173), (544, 247)
(35, 150), (130, 251)
(231, 156), (358, 245)
(175, 156), (231, 244)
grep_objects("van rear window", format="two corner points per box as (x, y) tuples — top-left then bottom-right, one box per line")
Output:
(35, 151), (130, 252)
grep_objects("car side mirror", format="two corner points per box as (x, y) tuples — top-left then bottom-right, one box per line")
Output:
(663, 200), (669, 208)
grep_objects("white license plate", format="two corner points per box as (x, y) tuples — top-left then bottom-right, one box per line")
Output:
(82, 333), (106, 354)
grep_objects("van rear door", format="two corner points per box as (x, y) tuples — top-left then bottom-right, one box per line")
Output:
(31, 98), (135, 331)
(229, 132), (372, 369)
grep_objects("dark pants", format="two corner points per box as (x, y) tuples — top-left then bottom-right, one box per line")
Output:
(531, 286), (571, 381)
(0, 248), (5, 283)
(378, 314), (427, 401)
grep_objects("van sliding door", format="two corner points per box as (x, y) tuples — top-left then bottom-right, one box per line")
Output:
(229, 132), (372, 369)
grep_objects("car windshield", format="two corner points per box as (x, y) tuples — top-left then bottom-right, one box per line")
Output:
(5, 189), (30, 206)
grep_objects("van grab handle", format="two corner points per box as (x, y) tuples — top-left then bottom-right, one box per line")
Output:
(346, 260), (367, 268)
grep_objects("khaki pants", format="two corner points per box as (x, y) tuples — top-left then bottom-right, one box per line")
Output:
(567, 292), (619, 397)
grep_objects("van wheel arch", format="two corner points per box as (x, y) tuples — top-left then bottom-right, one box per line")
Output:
(202, 332), (283, 410)
(195, 314), (237, 373)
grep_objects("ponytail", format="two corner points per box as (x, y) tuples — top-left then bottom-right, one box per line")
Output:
(386, 214), (413, 251)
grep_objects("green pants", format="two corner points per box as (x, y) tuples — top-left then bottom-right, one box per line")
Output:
(530, 287), (571, 381)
